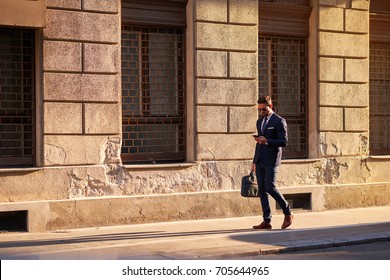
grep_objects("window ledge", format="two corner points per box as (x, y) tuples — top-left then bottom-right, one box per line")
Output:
(368, 155), (390, 160)
(123, 162), (196, 170)
(0, 167), (43, 174)
(282, 158), (322, 164)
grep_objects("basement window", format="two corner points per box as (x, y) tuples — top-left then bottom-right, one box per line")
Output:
(276, 193), (311, 211)
(0, 210), (28, 232)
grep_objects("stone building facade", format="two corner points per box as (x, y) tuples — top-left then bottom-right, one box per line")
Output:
(0, 0), (389, 232)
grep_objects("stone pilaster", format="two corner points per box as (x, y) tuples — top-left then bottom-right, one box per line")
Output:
(317, 0), (370, 157)
(194, 0), (258, 161)
(43, 0), (121, 166)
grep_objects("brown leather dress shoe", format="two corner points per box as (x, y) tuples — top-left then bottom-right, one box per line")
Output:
(253, 221), (272, 230)
(281, 213), (294, 229)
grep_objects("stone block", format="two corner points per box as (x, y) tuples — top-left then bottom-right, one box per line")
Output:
(84, 103), (121, 134)
(197, 79), (257, 105)
(229, 0), (258, 24)
(319, 57), (343, 82)
(197, 50), (227, 77)
(319, 83), (368, 107)
(197, 134), (254, 160)
(44, 135), (113, 165)
(43, 41), (81, 72)
(44, 73), (119, 102)
(344, 107), (368, 131)
(229, 107), (257, 133)
(47, 0), (81, 9)
(229, 52), (257, 78)
(197, 106), (228, 133)
(319, 107), (344, 131)
(345, 9), (368, 33)
(345, 58), (369, 83)
(44, 10), (119, 43)
(44, 102), (83, 134)
(197, 22), (257, 51)
(83, 0), (119, 13)
(84, 43), (119, 73)
(319, 0), (347, 7)
(319, 132), (368, 156)
(319, 6), (344, 31)
(196, 0), (227, 22)
(351, 0), (369, 10)
(319, 32), (368, 57)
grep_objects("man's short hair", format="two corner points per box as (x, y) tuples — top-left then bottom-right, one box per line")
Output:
(257, 96), (272, 106)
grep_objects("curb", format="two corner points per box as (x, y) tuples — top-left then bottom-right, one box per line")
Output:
(198, 233), (390, 259)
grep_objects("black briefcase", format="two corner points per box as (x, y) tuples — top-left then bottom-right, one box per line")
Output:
(241, 171), (260, 197)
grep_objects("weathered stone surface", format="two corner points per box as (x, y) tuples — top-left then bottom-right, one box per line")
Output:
(229, 106), (257, 133)
(319, 107), (343, 131)
(319, 83), (368, 107)
(44, 102), (83, 134)
(197, 134), (254, 160)
(319, 57), (343, 82)
(197, 22), (257, 51)
(196, 0), (227, 22)
(345, 9), (368, 33)
(344, 107), (368, 131)
(319, 6), (344, 31)
(84, 103), (120, 134)
(44, 73), (119, 102)
(83, 0), (119, 13)
(319, 32), (368, 57)
(197, 50), (227, 77)
(351, 0), (369, 10)
(43, 41), (81, 71)
(345, 58), (369, 83)
(229, 0), (258, 24)
(197, 106), (228, 133)
(44, 10), (119, 43)
(229, 52), (257, 78)
(320, 132), (369, 156)
(47, 0), (81, 9)
(197, 79), (257, 105)
(44, 135), (119, 165)
(319, 0), (347, 7)
(325, 183), (390, 209)
(84, 43), (119, 73)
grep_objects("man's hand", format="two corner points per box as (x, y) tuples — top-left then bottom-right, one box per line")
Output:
(251, 163), (256, 172)
(257, 136), (267, 145)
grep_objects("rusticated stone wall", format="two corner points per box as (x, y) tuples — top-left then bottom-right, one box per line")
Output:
(195, 0), (259, 161)
(43, 0), (121, 166)
(317, 0), (370, 157)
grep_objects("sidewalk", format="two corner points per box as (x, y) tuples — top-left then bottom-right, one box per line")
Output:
(0, 206), (389, 260)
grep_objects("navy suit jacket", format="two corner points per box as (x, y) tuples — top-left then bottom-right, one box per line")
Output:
(253, 112), (288, 166)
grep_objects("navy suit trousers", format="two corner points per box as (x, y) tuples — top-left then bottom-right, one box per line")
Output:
(255, 162), (291, 222)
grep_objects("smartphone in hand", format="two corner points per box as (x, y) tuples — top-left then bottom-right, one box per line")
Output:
(252, 135), (259, 139)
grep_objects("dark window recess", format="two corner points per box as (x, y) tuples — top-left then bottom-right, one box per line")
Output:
(0, 27), (35, 168)
(276, 193), (311, 211)
(121, 25), (185, 164)
(369, 42), (390, 155)
(0, 210), (28, 232)
(258, 34), (308, 159)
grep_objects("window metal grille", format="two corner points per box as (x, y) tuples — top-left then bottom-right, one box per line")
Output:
(258, 34), (308, 159)
(370, 42), (390, 155)
(121, 25), (185, 163)
(0, 28), (35, 167)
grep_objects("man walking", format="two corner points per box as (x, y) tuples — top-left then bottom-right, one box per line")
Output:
(251, 96), (293, 230)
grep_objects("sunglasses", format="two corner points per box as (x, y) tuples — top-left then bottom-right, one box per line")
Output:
(258, 108), (268, 112)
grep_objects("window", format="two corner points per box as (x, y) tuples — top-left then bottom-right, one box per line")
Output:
(369, 42), (390, 155)
(369, 1), (390, 155)
(258, 1), (311, 159)
(121, 25), (185, 163)
(258, 34), (308, 158)
(0, 27), (35, 168)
